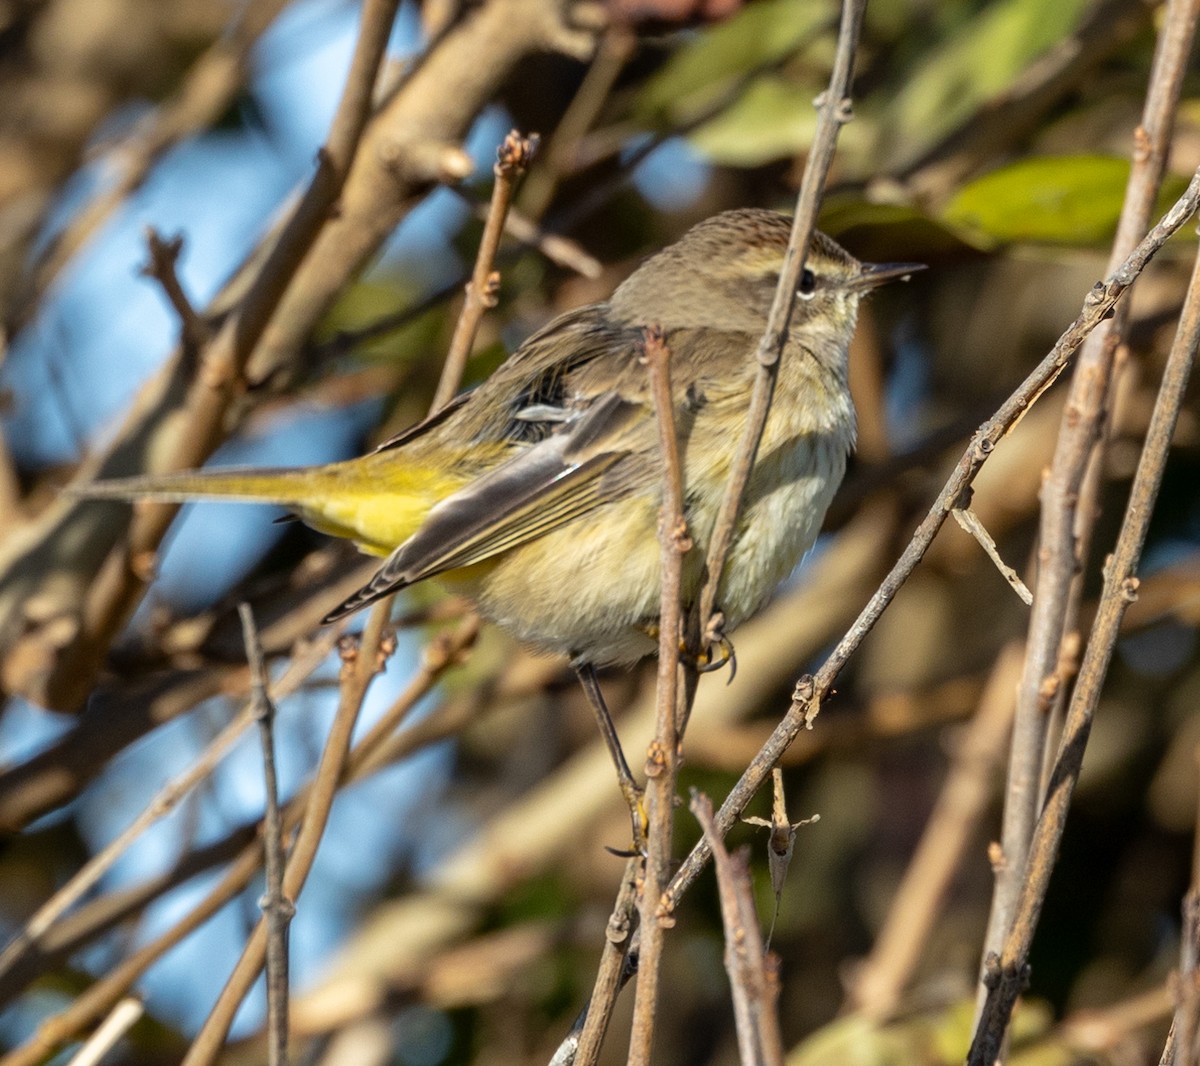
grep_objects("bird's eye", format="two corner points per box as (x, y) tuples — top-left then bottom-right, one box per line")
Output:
(798, 268), (817, 299)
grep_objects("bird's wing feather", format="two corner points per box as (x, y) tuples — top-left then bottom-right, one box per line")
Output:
(322, 391), (640, 622)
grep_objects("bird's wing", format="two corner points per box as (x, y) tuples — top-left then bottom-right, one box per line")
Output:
(322, 391), (641, 622)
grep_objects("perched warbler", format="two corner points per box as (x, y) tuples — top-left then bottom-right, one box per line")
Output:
(78, 209), (919, 667)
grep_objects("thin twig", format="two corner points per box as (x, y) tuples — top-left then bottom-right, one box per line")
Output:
(239, 604), (293, 1066)
(569, 857), (641, 1066)
(846, 643), (1022, 1019)
(693, 791), (784, 1066)
(693, 0), (869, 643)
(1, 606), (480, 1062)
(63, 997), (144, 1066)
(182, 606), (395, 1066)
(662, 168), (1200, 917)
(140, 229), (212, 362)
(54, 0), (402, 714)
(1169, 755), (1200, 1066)
(952, 498), (1033, 605)
(431, 130), (537, 411)
(967, 227), (1200, 1066)
(12, 0), (290, 337)
(982, 0), (1199, 988)
(0, 630), (340, 985)
(627, 327), (691, 1066)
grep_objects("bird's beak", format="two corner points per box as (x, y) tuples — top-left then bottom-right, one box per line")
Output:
(850, 261), (927, 291)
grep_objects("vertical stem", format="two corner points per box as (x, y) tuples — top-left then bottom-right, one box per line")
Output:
(969, 231), (1200, 1066)
(239, 604), (293, 1066)
(982, 0), (1200, 995)
(628, 328), (690, 1066)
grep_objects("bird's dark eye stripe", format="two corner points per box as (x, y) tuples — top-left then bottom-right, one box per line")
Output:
(799, 268), (817, 295)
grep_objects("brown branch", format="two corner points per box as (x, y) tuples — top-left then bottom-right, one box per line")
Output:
(627, 326), (691, 1066)
(661, 167), (1200, 917)
(845, 642), (1022, 1019)
(8, 0), (402, 714)
(140, 229), (212, 363)
(1167, 761), (1200, 1066)
(11, 0), (291, 337)
(3, 839), (268, 1066)
(968, 226), (1200, 1066)
(2, 620), (478, 1015)
(181, 606), (394, 1066)
(570, 857), (640, 1066)
(240, 604), (294, 1066)
(982, 0), (1198, 998)
(431, 130), (538, 411)
(692, 791), (784, 1066)
(0, 630), (338, 985)
(64, 997), (144, 1066)
(693, 0), (868, 641)
(0, 613), (481, 1061)
(951, 499), (1033, 606)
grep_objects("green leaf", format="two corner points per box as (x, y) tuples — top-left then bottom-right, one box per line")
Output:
(880, 0), (1092, 169)
(942, 155), (1188, 246)
(636, 0), (834, 125)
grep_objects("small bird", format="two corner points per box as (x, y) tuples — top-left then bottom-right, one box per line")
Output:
(76, 209), (919, 822)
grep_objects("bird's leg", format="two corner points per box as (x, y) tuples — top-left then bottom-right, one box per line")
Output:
(694, 609), (736, 680)
(572, 660), (646, 852)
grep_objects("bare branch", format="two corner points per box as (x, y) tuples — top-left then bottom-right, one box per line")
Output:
(568, 857), (640, 1066)
(628, 326), (691, 1066)
(140, 229), (211, 363)
(662, 167), (1200, 917)
(182, 607), (395, 1066)
(968, 224), (1200, 1066)
(983, 0), (1198, 1004)
(240, 604), (294, 1066)
(951, 498), (1033, 605)
(693, 790), (784, 1066)
(432, 130), (538, 411)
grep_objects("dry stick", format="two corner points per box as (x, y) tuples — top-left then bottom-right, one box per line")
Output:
(13, 0), (290, 335)
(693, 791), (784, 1066)
(0, 613), (483, 1066)
(983, 0), (1199, 985)
(967, 230), (1200, 1066)
(140, 229), (212, 362)
(0, 629), (340, 986)
(518, 27), (635, 222)
(690, 0), (868, 689)
(181, 607), (394, 1066)
(62, 997), (144, 1066)
(3, 842), (266, 1066)
(846, 642), (1023, 1020)
(952, 501), (1033, 606)
(662, 169), (1200, 917)
(627, 328), (692, 1066)
(566, 856), (640, 1066)
(240, 605), (294, 1066)
(69, 0), (401, 706)
(1167, 766), (1200, 1066)
(431, 130), (537, 411)
(25, 616), (475, 1006)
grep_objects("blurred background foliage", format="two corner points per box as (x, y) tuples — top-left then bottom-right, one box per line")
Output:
(0, 0), (1198, 1063)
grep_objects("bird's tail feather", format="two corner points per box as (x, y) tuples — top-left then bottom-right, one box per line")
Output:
(68, 467), (315, 506)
